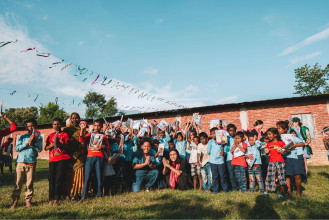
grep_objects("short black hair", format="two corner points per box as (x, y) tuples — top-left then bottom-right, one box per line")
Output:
(236, 131), (244, 139)
(177, 132), (183, 138)
(53, 118), (63, 124)
(199, 132), (208, 139)
(210, 127), (218, 133)
(94, 119), (103, 126)
(25, 119), (37, 126)
(248, 130), (258, 138)
(193, 136), (200, 142)
(227, 124), (237, 131)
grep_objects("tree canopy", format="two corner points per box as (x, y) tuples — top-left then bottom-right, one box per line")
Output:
(294, 63), (329, 96)
(83, 91), (118, 118)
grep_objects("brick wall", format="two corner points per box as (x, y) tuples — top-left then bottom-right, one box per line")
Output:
(7, 98), (329, 165)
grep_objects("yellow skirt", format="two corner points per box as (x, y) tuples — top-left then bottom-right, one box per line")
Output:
(69, 167), (84, 198)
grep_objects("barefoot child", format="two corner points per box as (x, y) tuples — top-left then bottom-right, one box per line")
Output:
(277, 121), (305, 198)
(230, 131), (248, 192)
(264, 127), (287, 199)
(189, 136), (202, 190)
(45, 118), (70, 205)
(246, 132), (264, 193)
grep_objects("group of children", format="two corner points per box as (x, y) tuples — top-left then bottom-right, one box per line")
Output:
(6, 114), (314, 208)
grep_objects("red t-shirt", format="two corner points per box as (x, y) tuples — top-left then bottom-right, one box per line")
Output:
(79, 133), (110, 158)
(231, 143), (248, 167)
(266, 141), (285, 162)
(46, 132), (70, 162)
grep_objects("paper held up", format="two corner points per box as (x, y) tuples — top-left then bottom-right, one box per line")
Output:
(215, 129), (227, 144)
(210, 119), (220, 129)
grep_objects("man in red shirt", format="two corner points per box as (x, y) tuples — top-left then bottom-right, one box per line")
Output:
(1, 138), (14, 174)
(78, 119), (110, 203)
(45, 118), (70, 206)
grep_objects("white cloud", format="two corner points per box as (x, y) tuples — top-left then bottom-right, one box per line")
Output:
(106, 33), (112, 38)
(155, 18), (164, 24)
(217, 96), (238, 104)
(0, 14), (203, 116)
(78, 41), (85, 46)
(143, 66), (159, 75)
(279, 27), (329, 56)
(289, 51), (322, 65)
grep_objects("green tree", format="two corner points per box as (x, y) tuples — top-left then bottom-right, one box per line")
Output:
(38, 102), (69, 124)
(0, 106), (39, 127)
(83, 91), (118, 118)
(294, 63), (329, 96)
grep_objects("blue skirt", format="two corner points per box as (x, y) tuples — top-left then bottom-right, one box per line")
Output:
(285, 157), (304, 176)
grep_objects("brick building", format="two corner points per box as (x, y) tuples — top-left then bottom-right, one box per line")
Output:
(5, 94), (329, 165)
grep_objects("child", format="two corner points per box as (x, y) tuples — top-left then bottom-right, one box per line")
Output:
(78, 119), (110, 203)
(1, 137), (14, 175)
(230, 131), (248, 192)
(45, 118), (70, 205)
(173, 130), (187, 160)
(260, 133), (270, 181)
(224, 124), (238, 191)
(197, 132), (212, 192)
(208, 127), (229, 193)
(246, 132), (264, 193)
(322, 127), (329, 161)
(277, 121), (305, 198)
(264, 127), (287, 199)
(189, 136), (202, 190)
(153, 125), (171, 157)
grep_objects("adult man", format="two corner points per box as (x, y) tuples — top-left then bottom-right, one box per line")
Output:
(10, 119), (43, 209)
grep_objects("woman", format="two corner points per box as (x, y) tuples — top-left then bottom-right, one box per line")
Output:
(63, 112), (87, 199)
(252, 120), (264, 140)
(163, 149), (188, 190)
(291, 117), (312, 174)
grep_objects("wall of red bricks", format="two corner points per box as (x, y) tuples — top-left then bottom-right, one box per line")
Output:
(7, 99), (329, 165)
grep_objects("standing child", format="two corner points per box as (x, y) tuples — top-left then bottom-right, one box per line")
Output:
(224, 124), (238, 191)
(45, 118), (70, 205)
(208, 128), (229, 193)
(264, 127), (287, 199)
(230, 131), (248, 193)
(173, 129), (187, 160)
(246, 132), (264, 193)
(78, 119), (110, 203)
(197, 132), (212, 192)
(277, 121), (305, 198)
(189, 136), (202, 190)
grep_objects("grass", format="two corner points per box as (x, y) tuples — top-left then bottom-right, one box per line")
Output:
(0, 160), (329, 219)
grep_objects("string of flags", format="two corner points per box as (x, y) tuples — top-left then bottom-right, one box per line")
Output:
(1, 38), (189, 113)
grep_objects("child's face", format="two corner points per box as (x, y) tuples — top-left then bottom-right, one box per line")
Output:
(248, 136), (256, 146)
(177, 134), (183, 141)
(133, 129), (138, 135)
(169, 142), (175, 150)
(267, 131), (276, 141)
(291, 132), (297, 137)
(52, 121), (61, 132)
(190, 132), (195, 139)
(276, 125), (286, 135)
(93, 122), (101, 133)
(210, 131), (216, 140)
(159, 130), (165, 138)
(236, 135), (243, 143)
(200, 136), (208, 145)
(228, 128), (236, 137)
(193, 137), (200, 145)
(153, 143), (159, 150)
(264, 137), (269, 143)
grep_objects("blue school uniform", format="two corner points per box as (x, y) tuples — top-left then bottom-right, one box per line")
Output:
(283, 135), (305, 176)
(224, 135), (238, 191)
(150, 149), (162, 166)
(207, 139), (228, 193)
(247, 140), (262, 165)
(174, 139), (187, 160)
(152, 132), (171, 151)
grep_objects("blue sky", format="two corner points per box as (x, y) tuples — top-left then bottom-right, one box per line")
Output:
(0, 0), (329, 117)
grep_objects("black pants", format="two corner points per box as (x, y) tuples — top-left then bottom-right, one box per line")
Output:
(49, 160), (67, 201)
(165, 172), (188, 190)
